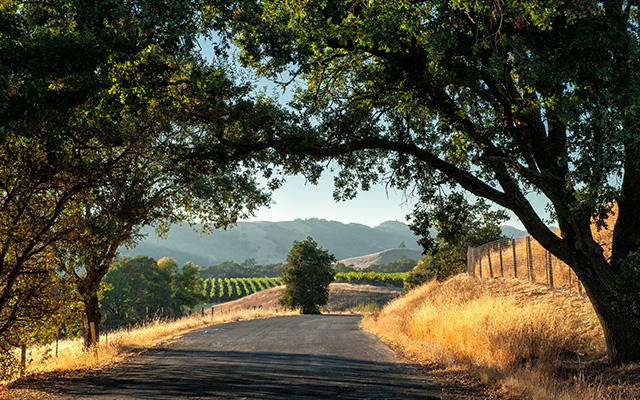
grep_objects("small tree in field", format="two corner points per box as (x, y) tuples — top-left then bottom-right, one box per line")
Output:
(280, 237), (336, 315)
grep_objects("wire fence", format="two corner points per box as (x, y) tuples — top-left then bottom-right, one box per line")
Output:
(467, 236), (585, 295)
(16, 303), (278, 375)
(101, 303), (270, 331)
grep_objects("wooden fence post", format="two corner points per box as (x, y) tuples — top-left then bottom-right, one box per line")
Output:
(487, 246), (493, 278)
(471, 247), (475, 276)
(512, 239), (517, 278)
(547, 251), (554, 288)
(498, 240), (504, 277)
(479, 255), (483, 278)
(526, 236), (534, 282)
(545, 250), (549, 286)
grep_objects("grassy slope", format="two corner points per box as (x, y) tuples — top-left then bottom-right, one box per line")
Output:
(337, 248), (423, 270)
(363, 274), (640, 399)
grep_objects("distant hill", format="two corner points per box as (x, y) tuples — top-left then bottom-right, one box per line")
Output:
(338, 248), (424, 270)
(120, 219), (422, 267)
(119, 219), (528, 268)
(501, 225), (527, 238)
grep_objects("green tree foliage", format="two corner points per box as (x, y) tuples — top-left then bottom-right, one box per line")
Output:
(200, 260), (285, 279)
(1, 0), (279, 352)
(365, 256), (418, 273)
(0, 0), (202, 361)
(203, 279), (210, 302)
(280, 237), (335, 314)
(333, 262), (356, 273)
(102, 257), (207, 324)
(334, 257), (418, 273)
(171, 262), (206, 311)
(404, 194), (507, 291)
(101, 256), (175, 325)
(204, 0), (640, 363)
(334, 272), (406, 287)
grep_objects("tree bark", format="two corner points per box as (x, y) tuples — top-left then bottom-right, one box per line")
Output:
(602, 146), (640, 364)
(83, 291), (101, 349)
(575, 262), (640, 365)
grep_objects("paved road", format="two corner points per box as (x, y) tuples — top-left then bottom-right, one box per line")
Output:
(55, 315), (442, 399)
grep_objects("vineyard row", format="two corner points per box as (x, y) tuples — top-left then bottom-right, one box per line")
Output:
(203, 277), (283, 302)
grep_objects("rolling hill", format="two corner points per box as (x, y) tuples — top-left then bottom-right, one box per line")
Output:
(119, 218), (528, 268)
(337, 248), (424, 270)
(120, 219), (422, 267)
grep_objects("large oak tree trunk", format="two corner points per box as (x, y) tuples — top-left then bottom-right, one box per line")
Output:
(577, 265), (640, 365)
(595, 301), (640, 365)
(599, 156), (640, 364)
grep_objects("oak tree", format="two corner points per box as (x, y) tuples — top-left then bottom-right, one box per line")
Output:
(204, 1), (640, 364)
(0, 0), (206, 354)
(280, 237), (335, 314)
(1, 0), (275, 355)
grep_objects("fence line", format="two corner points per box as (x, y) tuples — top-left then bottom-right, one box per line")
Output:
(467, 236), (585, 295)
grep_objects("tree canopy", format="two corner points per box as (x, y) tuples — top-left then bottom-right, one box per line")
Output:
(280, 237), (335, 314)
(4, 0), (640, 369)
(202, 0), (640, 364)
(101, 256), (207, 326)
(405, 193), (507, 291)
(101, 256), (175, 324)
(0, 0), (280, 356)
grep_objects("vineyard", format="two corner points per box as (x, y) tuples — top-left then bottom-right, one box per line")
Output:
(202, 272), (407, 303)
(334, 272), (406, 287)
(203, 277), (283, 302)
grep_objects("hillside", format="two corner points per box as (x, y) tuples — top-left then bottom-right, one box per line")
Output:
(338, 248), (423, 270)
(120, 219), (527, 268)
(362, 274), (639, 399)
(120, 219), (422, 267)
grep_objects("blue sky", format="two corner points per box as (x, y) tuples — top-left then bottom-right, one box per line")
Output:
(246, 169), (534, 230)
(247, 171), (416, 227)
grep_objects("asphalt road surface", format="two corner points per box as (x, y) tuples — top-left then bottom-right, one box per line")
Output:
(55, 315), (442, 399)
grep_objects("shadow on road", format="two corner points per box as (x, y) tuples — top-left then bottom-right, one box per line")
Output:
(13, 316), (444, 399)
(49, 349), (437, 399)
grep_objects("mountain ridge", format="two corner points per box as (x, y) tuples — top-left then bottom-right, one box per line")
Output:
(119, 218), (527, 267)
(120, 219), (422, 267)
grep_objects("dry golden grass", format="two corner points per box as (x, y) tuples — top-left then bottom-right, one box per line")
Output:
(361, 274), (640, 399)
(11, 305), (296, 381)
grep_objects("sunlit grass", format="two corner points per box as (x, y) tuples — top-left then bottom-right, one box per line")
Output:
(361, 274), (619, 399)
(349, 302), (382, 314)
